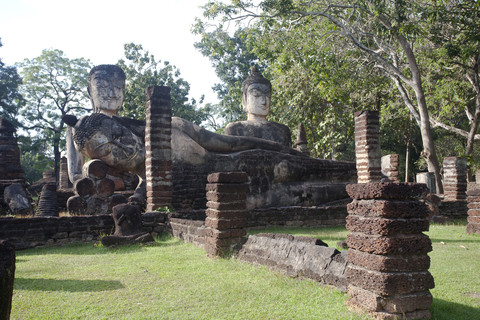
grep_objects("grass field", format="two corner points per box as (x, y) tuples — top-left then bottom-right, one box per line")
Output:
(10, 222), (480, 320)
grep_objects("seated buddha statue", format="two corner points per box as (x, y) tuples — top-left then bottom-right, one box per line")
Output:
(224, 67), (292, 147)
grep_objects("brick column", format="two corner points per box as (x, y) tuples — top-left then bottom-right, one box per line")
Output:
(59, 156), (69, 189)
(346, 182), (434, 319)
(381, 154), (399, 182)
(145, 86), (172, 212)
(466, 189), (480, 234)
(204, 172), (248, 257)
(443, 157), (467, 201)
(0, 240), (15, 320)
(354, 110), (381, 183)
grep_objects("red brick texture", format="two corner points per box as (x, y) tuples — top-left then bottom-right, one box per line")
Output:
(204, 172), (248, 257)
(144, 86), (172, 211)
(354, 110), (382, 183)
(466, 188), (480, 235)
(346, 182), (434, 319)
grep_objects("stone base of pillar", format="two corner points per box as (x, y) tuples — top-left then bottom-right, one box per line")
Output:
(346, 182), (434, 319)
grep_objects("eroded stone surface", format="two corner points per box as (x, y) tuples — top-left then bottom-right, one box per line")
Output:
(0, 240), (15, 320)
(346, 183), (428, 200)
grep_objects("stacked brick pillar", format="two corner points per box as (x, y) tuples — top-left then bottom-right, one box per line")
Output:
(204, 172), (248, 257)
(466, 189), (480, 234)
(443, 157), (467, 201)
(145, 86), (172, 211)
(346, 183), (434, 319)
(348, 110), (434, 319)
(354, 111), (382, 183)
(59, 157), (69, 189)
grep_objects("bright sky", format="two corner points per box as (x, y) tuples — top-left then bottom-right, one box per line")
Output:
(0, 0), (220, 104)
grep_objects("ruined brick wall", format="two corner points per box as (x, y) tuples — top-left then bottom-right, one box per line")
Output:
(172, 149), (356, 210)
(0, 118), (25, 212)
(246, 205), (347, 228)
(169, 217), (206, 247)
(0, 212), (166, 250)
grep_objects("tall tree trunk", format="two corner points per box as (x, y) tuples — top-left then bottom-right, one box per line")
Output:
(405, 114), (413, 182)
(397, 34), (444, 194)
(414, 87), (444, 194)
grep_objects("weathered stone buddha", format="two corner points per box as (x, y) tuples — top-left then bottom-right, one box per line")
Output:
(225, 67), (292, 147)
(64, 65), (356, 211)
(66, 65), (126, 183)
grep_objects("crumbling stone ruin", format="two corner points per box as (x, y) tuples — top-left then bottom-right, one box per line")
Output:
(346, 183), (434, 319)
(0, 240), (15, 320)
(381, 154), (399, 182)
(0, 118), (32, 215)
(346, 110), (434, 319)
(101, 203), (153, 246)
(354, 110), (382, 183)
(35, 183), (59, 217)
(466, 188), (480, 234)
(204, 172), (248, 257)
(4, 183), (33, 216)
(67, 160), (127, 215)
(144, 86), (172, 211)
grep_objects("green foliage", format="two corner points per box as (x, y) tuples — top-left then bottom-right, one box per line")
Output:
(117, 43), (206, 125)
(18, 136), (52, 184)
(192, 22), (264, 124)
(17, 49), (92, 180)
(0, 38), (24, 125)
(154, 206), (171, 213)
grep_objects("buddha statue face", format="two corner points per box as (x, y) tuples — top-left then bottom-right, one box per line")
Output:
(243, 83), (271, 121)
(88, 65), (126, 116)
(241, 67), (272, 122)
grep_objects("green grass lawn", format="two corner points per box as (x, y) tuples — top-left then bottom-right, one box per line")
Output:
(10, 222), (479, 320)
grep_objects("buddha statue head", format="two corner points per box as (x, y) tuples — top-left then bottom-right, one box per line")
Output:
(241, 66), (272, 122)
(88, 65), (126, 116)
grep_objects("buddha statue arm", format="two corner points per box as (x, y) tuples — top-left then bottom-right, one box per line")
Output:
(172, 117), (300, 155)
(66, 126), (84, 183)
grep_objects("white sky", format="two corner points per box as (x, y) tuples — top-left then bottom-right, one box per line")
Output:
(0, 0), (220, 104)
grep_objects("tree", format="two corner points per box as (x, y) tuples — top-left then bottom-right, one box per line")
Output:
(199, 0), (445, 193)
(0, 38), (23, 124)
(17, 136), (53, 184)
(117, 43), (206, 124)
(421, 1), (480, 164)
(193, 24), (265, 125)
(17, 49), (92, 183)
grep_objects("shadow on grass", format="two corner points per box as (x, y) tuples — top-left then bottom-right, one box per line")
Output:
(17, 237), (183, 258)
(17, 243), (146, 256)
(431, 298), (480, 320)
(430, 238), (480, 244)
(15, 278), (124, 292)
